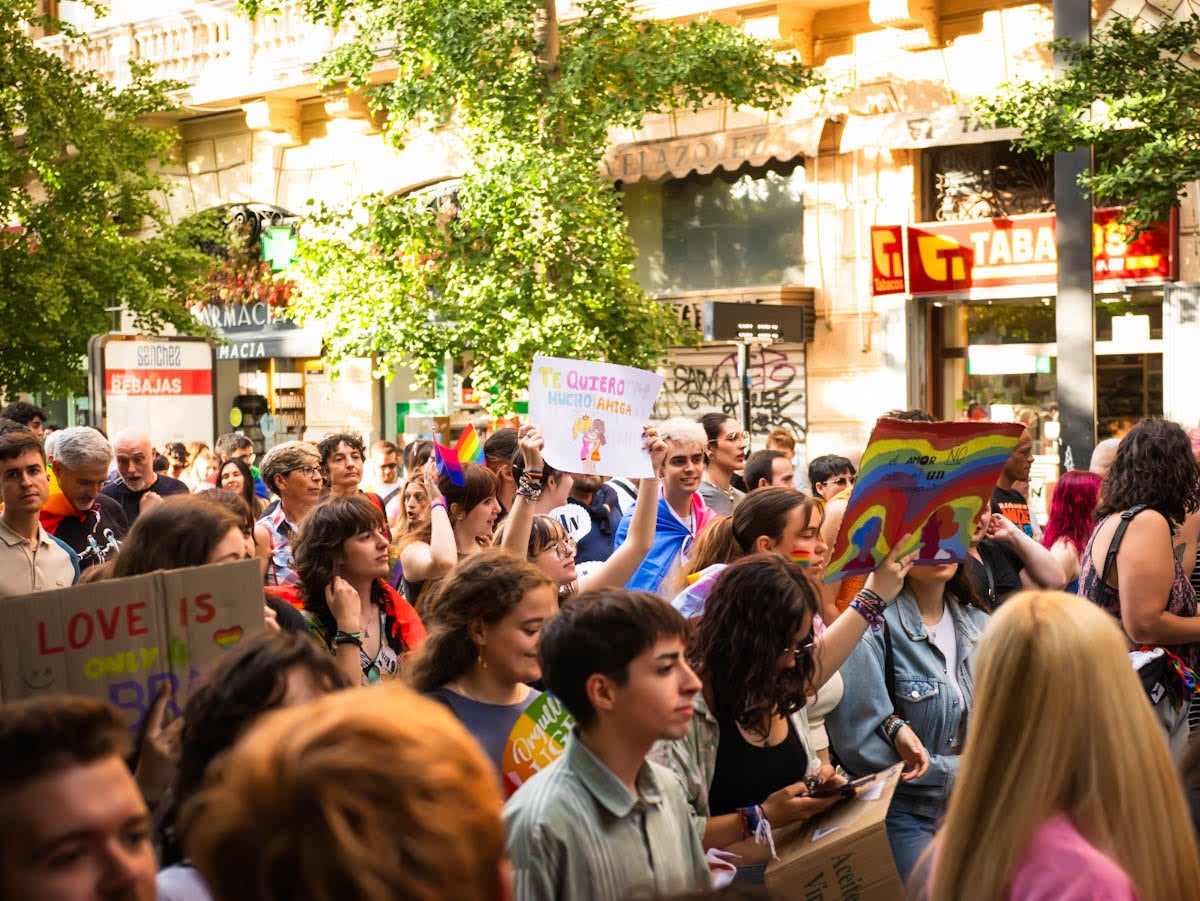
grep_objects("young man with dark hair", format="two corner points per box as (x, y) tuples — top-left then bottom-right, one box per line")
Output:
(0, 428), (78, 597)
(504, 588), (710, 901)
(743, 449), (796, 491)
(0, 696), (157, 900)
(808, 454), (857, 502)
(0, 400), (47, 437)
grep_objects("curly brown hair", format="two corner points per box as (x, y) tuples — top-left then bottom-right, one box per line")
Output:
(1097, 418), (1200, 527)
(687, 555), (817, 737)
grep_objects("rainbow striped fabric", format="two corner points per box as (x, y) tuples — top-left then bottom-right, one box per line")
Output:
(434, 423), (487, 487)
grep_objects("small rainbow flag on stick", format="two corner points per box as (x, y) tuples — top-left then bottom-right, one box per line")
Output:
(434, 424), (486, 487)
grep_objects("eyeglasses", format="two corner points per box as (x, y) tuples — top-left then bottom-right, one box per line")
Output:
(781, 640), (815, 664)
(711, 431), (748, 444)
(823, 475), (855, 488)
(233, 451), (257, 464)
(543, 536), (577, 560)
(286, 465), (321, 479)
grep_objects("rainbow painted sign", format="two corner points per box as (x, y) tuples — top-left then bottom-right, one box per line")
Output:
(824, 419), (1025, 583)
(502, 691), (574, 797)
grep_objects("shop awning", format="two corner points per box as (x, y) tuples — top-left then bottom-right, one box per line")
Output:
(839, 105), (1022, 154)
(603, 119), (826, 183)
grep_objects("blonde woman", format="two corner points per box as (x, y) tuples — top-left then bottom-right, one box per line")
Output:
(929, 590), (1200, 901)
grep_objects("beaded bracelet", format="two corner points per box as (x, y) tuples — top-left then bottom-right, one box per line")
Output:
(883, 715), (909, 745)
(849, 595), (886, 629)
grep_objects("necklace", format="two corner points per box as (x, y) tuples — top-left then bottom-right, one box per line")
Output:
(924, 604), (947, 640)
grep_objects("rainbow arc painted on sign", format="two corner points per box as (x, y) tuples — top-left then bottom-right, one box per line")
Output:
(434, 424), (486, 487)
(824, 419), (1025, 583)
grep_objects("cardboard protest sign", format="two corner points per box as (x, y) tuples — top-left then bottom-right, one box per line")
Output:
(501, 691), (574, 797)
(0, 559), (265, 731)
(824, 419), (1025, 583)
(767, 764), (903, 899)
(529, 356), (664, 478)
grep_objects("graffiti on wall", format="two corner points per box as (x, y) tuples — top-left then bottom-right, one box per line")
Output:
(652, 344), (807, 441)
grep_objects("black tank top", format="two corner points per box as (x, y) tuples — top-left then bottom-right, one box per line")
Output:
(707, 709), (809, 815)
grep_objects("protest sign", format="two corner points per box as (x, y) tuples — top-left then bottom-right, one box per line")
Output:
(0, 559), (265, 731)
(824, 419), (1025, 583)
(501, 691), (574, 797)
(529, 356), (664, 478)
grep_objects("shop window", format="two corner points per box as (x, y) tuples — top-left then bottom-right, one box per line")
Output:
(622, 159), (804, 292)
(922, 142), (1054, 222)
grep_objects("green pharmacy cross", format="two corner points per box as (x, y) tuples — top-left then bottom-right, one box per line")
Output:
(261, 226), (299, 271)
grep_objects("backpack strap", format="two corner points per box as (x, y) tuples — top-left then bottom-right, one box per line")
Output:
(884, 621), (896, 707)
(1095, 505), (1148, 600)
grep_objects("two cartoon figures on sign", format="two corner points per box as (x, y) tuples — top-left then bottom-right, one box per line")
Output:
(572, 415), (607, 474)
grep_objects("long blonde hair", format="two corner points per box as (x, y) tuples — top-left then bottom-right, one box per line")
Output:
(930, 590), (1200, 901)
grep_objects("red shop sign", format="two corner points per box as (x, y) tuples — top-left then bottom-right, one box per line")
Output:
(899, 209), (1175, 296)
(870, 225), (906, 295)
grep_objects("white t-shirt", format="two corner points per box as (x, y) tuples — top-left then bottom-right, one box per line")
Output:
(929, 605), (961, 707)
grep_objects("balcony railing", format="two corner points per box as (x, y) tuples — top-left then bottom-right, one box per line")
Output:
(37, 0), (356, 104)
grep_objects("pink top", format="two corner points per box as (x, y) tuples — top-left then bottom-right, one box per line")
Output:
(1008, 813), (1137, 901)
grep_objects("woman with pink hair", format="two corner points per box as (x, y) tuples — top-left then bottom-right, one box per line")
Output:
(1042, 470), (1102, 593)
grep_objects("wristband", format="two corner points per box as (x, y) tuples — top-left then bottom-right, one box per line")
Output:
(857, 587), (887, 607)
(882, 715), (908, 745)
(737, 804), (777, 859)
(524, 468), (544, 480)
(517, 472), (544, 502)
(430, 499), (447, 512)
(333, 630), (363, 649)
(849, 595), (886, 630)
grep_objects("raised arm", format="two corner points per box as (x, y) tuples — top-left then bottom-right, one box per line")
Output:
(398, 462), (457, 581)
(579, 427), (666, 592)
(988, 513), (1067, 590)
(497, 424), (544, 559)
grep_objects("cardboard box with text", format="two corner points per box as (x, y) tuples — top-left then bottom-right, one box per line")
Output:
(766, 763), (905, 900)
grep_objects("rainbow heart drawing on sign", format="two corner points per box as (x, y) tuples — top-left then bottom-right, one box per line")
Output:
(824, 418), (1026, 584)
(213, 626), (244, 650)
(502, 691), (575, 797)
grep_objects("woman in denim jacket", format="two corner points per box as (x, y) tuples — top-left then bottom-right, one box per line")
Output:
(825, 561), (990, 884)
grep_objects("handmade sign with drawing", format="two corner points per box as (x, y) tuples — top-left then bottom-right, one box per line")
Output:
(528, 356), (664, 478)
(824, 419), (1025, 583)
(0, 559), (264, 731)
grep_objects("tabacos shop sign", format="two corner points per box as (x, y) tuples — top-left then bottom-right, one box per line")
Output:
(870, 208), (1177, 296)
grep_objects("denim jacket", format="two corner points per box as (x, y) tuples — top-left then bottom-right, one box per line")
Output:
(825, 589), (989, 820)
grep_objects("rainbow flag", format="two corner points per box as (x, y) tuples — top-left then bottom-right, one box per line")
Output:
(824, 418), (1025, 583)
(434, 424), (486, 487)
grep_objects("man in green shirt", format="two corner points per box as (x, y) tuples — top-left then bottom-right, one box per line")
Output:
(504, 589), (711, 901)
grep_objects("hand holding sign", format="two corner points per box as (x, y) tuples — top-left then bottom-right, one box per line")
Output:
(825, 419), (1025, 583)
(528, 357), (664, 478)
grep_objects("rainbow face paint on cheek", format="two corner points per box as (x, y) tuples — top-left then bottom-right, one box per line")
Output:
(790, 548), (812, 567)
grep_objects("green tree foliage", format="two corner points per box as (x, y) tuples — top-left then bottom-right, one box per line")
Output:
(240, 0), (819, 412)
(0, 0), (209, 397)
(978, 14), (1200, 227)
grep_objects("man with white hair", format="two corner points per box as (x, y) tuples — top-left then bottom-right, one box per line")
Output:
(1089, 437), (1121, 479)
(100, 428), (188, 524)
(41, 427), (128, 570)
(612, 418), (719, 593)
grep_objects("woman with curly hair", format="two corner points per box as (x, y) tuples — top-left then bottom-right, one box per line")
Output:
(1078, 418), (1200, 758)
(156, 632), (350, 898)
(651, 553), (916, 882)
(408, 549), (555, 783)
(291, 495), (426, 686)
(1041, 469), (1102, 592)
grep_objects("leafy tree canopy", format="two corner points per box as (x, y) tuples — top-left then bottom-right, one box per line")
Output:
(239, 0), (820, 413)
(0, 0), (210, 397)
(977, 14), (1200, 227)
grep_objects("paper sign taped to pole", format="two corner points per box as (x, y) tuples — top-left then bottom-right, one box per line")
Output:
(824, 419), (1025, 583)
(0, 559), (265, 731)
(528, 356), (664, 478)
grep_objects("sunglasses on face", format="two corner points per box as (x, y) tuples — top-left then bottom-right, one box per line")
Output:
(711, 431), (748, 444)
(823, 475), (855, 488)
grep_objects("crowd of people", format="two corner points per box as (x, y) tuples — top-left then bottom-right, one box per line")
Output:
(3, 396), (1200, 900)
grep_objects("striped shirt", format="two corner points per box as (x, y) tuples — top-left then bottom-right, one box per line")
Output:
(504, 734), (711, 901)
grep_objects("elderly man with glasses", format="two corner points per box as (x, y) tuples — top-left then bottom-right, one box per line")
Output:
(254, 441), (323, 586)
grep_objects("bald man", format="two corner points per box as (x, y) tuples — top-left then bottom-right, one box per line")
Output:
(100, 428), (189, 523)
(1089, 437), (1121, 479)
